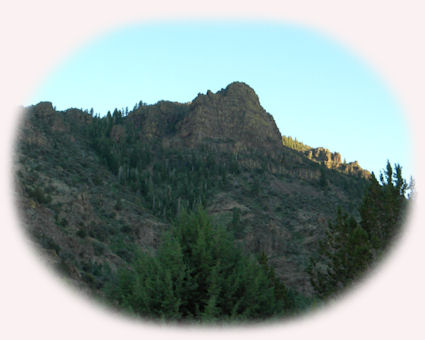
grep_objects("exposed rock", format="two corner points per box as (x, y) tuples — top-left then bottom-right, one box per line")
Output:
(306, 147), (342, 168)
(178, 82), (282, 154)
(305, 147), (370, 178)
(283, 135), (369, 178)
(128, 82), (283, 156)
(32, 101), (55, 117)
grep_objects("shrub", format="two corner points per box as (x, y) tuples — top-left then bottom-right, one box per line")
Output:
(76, 229), (87, 238)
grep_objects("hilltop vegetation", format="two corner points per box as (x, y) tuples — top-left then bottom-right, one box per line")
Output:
(282, 135), (370, 178)
(14, 82), (410, 322)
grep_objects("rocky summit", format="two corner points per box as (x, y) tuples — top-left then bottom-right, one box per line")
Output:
(126, 82), (283, 156)
(179, 82), (283, 154)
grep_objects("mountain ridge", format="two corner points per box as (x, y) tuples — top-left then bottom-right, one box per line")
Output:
(30, 82), (369, 179)
(15, 82), (371, 299)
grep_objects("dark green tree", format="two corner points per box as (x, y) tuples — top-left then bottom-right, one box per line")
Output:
(308, 161), (409, 299)
(257, 251), (295, 312)
(229, 207), (244, 238)
(308, 208), (372, 299)
(105, 207), (290, 322)
(360, 161), (408, 253)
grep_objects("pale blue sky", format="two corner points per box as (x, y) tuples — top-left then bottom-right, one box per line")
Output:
(28, 21), (412, 179)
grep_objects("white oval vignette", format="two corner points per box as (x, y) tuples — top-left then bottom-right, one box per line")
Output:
(1, 1), (424, 340)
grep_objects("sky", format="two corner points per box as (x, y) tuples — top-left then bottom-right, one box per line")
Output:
(27, 21), (412, 180)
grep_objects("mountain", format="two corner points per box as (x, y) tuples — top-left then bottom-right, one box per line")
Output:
(15, 82), (370, 301)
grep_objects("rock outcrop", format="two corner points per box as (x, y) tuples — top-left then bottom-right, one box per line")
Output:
(179, 82), (283, 154)
(129, 82), (283, 156)
(283, 136), (370, 178)
(305, 147), (370, 178)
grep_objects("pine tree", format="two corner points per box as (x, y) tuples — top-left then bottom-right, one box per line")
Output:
(309, 161), (409, 299)
(105, 207), (290, 322)
(360, 161), (408, 253)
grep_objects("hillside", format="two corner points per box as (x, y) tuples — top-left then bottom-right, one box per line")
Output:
(14, 82), (371, 307)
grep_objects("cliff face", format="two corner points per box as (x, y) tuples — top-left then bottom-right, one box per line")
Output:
(305, 147), (370, 178)
(305, 147), (342, 167)
(177, 82), (283, 154)
(127, 101), (190, 141)
(128, 82), (283, 155)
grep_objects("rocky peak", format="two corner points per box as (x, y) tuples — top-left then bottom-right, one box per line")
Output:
(221, 81), (261, 103)
(192, 82), (261, 109)
(178, 82), (282, 154)
(32, 101), (55, 117)
(126, 82), (283, 156)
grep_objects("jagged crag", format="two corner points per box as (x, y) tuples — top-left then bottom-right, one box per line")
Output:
(282, 135), (370, 178)
(15, 82), (371, 305)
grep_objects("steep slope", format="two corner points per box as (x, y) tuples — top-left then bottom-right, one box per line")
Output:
(15, 82), (369, 297)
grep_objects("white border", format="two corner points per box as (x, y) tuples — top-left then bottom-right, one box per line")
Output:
(1, 1), (424, 339)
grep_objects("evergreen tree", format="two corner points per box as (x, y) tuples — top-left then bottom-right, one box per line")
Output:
(257, 251), (294, 312)
(229, 207), (244, 238)
(359, 161), (408, 253)
(105, 207), (290, 322)
(308, 208), (372, 299)
(308, 161), (409, 299)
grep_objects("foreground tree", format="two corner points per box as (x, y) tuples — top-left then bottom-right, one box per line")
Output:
(105, 207), (291, 322)
(307, 209), (372, 299)
(308, 161), (410, 299)
(360, 162), (408, 252)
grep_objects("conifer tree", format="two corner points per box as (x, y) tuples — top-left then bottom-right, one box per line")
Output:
(308, 208), (372, 299)
(360, 161), (408, 253)
(308, 161), (409, 299)
(105, 207), (290, 322)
